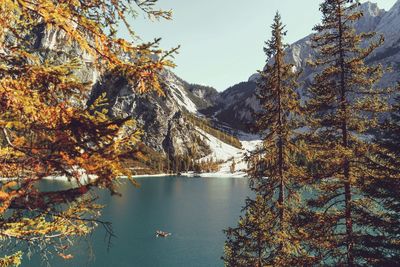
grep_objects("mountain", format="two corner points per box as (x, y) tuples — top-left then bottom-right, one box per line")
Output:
(88, 69), (256, 175)
(18, 0), (400, 174)
(285, 1), (399, 89)
(89, 69), (214, 159)
(211, 0), (400, 132)
(30, 23), (246, 169)
(201, 81), (258, 131)
(177, 79), (220, 109)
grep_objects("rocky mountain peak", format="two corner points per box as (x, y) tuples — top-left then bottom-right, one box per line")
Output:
(355, 1), (386, 33)
(359, 1), (385, 17)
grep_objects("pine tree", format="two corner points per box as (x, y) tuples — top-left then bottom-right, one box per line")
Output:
(0, 0), (175, 264)
(224, 12), (310, 266)
(304, 0), (391, 265)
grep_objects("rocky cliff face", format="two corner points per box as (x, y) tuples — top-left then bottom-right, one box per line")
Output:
(211, 0), (400, 132)
(89, 70), (212, 159)
(32, 23), (100, 87)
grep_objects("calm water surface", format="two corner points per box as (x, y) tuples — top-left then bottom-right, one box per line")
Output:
(25, 176), (251, 267)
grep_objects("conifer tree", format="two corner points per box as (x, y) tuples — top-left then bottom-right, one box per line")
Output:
(224, 13), (309, 266)
(230, 158), (236, 174)
(361, 93), (400, 265)
(304, 0), (391, 265)
(0, 0), (175, 264)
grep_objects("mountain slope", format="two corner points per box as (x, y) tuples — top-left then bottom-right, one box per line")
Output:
(211, 0), (400, 132)
(89, 69), (218, 159)
(31, 24), (242, 166)
(202, 81), (258, 131)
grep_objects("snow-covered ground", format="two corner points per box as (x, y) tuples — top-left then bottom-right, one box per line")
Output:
(3, 130), (261, 182)
(192, 128), (261, 178)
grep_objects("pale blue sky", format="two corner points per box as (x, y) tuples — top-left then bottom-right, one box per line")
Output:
(124, 0), (398, 91)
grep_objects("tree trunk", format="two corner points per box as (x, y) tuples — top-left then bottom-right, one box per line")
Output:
(338, 4), (354, 266)
(277, 47), (285, 224)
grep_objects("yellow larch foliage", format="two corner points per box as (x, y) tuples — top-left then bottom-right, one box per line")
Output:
(0, 0), (176, 265)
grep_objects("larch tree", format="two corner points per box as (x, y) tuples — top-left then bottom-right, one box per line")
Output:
(304, 0), (392, 265)
(0, 0), (176, 265)
(224, 13), (310, 266)
(361, 92), (400, 265)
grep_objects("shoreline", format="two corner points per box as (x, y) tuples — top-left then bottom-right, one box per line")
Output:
(127, 172), (248, 179)
(1, 172), (248, 183)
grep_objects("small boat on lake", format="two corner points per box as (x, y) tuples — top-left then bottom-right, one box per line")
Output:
(187, 172), (202, 178)
(156, 230), (171, 238)
(187, 175), (202, 178)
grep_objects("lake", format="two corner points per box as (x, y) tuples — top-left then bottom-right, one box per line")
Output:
(24, 176), (251, 267)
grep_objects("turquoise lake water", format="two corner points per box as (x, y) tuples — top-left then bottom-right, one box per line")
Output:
(24, 176), (251, 267)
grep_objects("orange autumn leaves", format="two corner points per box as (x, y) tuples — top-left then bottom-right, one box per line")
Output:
(1, 0), (175, 265)
(0, 181), (19, 214)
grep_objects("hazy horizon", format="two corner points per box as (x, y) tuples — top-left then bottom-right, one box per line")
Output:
(121, 0), (398, 91)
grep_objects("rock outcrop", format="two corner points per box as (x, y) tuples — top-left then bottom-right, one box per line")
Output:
(89, 70), (212, 159)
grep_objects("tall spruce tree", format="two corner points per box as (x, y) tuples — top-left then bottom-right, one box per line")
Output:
(223, 13), (310, 266)
(304, 0), (391, 265)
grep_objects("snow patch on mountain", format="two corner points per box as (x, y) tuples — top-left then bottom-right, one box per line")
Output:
(193, 128), (262, 177)
(196, 128), (242, 162)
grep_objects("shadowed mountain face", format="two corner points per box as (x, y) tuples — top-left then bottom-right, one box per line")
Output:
(200, 81), (258, 131)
